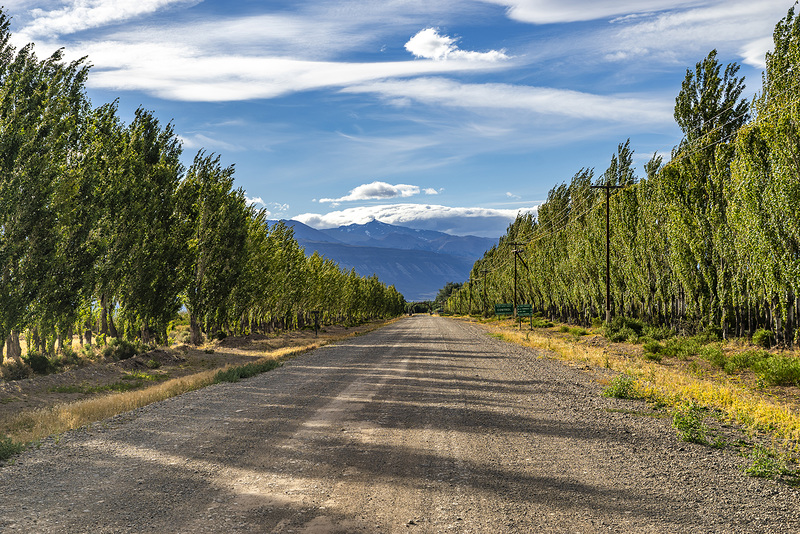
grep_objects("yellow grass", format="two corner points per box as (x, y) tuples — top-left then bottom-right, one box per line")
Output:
(2, 319), (395, 445)
(473, 317), (800, 452)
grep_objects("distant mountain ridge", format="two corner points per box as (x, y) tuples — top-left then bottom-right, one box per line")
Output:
(270, 220), (496, 301)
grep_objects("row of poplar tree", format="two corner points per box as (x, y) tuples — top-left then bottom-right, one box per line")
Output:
(0, 12), (405, 360)
(446, 8), (800, 346)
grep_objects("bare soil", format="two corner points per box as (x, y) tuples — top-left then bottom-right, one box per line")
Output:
(0, 315), (798, 533)
(0, 324), (371, 426)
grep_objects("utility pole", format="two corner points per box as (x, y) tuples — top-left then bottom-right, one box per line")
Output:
(590, 182), (623, 324)
(481, 269), (488, 316)
(509, 243), (525, 316)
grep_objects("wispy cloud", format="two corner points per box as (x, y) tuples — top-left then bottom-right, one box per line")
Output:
(54, 39), (509, 102)
(22, 0), (199, 38)
(294, 203), (538, 237)
(405, 28), (508, 61)
(342, 78), (673, 125)
(320, 181), (422, 203)
(479, 0), (704, 24)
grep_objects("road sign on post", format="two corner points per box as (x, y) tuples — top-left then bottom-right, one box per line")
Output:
(516, 304), (533, 317)
(494, 303), (514, 316)
(516, 303), (533, 330)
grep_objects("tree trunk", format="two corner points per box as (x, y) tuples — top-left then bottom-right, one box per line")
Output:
(5, 331), (22, 363)
(100, 293), (109, 336)
(189, 313), (202, 345)
(108, 310), (118, 339)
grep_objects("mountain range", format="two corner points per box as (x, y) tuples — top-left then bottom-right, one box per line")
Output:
(271, 220), (497, 301)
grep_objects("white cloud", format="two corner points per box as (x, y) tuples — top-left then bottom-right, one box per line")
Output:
(247, 196), (265, 207)
(506, 192), (521, 199)
(178, 133), (242, 152)
(479, 0), (704, 24)
(601, 1), (789, 67)
(342, 78), (673, 125)
(320, 181), (421, 203)
(23, 0), (199, 38)
(52, 39), (510, 102)
(293, 203), (538, 237)
(423, 188), (438, 195)
(405, 28), (508, 61)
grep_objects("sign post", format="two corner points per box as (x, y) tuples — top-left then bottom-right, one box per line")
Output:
(516, 304), (533, 330)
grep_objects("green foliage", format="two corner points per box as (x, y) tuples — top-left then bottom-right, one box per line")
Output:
(102, 338), (145, 361)
(22, 352), (53, 375)
(602, 374), (640, 399)
(643, 340), (664, 362)
(213, 359), (282, 383)
(699, 345), (726, 368)
(752, 329), (775, 348)
(724, 350), (768, 374)
(604, 317), (644, 343)
(672, 403), (708, 444)
(753, 355), (800, 387)
(0, 435), (23, 462)
(744, 445), (788, 479)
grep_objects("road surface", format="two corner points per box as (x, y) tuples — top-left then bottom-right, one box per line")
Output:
(0, 315), (798, 533)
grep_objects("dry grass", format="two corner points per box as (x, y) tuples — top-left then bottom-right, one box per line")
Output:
(472, 317), (800, 452)
(2, 319), (393, 446)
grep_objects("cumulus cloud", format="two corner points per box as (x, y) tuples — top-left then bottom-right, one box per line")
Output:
(405, 28), (508, 62)
(247, 196), (265, 207)
(319, 181), (422, 203)
(423, 188), (439, 195)
(293, 203), (538, 237)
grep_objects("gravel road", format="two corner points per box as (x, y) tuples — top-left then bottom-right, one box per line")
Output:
(1, 315), (798, 533)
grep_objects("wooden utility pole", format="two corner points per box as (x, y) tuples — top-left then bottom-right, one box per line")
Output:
(508, 243), (525, 318)
(481, 269), (488, 316)
(590, 182), (623, 324)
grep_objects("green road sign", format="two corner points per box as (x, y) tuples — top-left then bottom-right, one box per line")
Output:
(516, 304), (533, 317)
(494, 303), (514, 316)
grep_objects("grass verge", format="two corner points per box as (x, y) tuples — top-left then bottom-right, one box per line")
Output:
(474, 317), (800, 454)
(0, 318), (394, 457)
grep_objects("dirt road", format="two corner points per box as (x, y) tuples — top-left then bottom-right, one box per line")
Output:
(0, 316), (798, 533)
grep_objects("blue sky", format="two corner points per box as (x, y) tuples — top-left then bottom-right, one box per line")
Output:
(5, 0), (794, 237)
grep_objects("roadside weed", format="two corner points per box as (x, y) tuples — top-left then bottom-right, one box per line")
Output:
(0, 436), (24, 462)
(744, 445), (788, 479)
(602, 374), (640, 399)
(672, 403), (709, 445)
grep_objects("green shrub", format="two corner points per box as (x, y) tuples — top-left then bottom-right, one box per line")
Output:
(643, 325), (674, 341)
(0, 436), (23, 462)
(672, 403), (708, 444)
(643, 339), (663, 354)
(0, 360), (33, 381)
(753, 355), (800, 387)
(724, 349), (768, 374)
(745, 445), (787, 479)
(660, 337), (701, 359)
(146, 359), (161, 369)
(22, 351), (53, 375)
(102, 338), (144, 360)
(752, 328), (775, 348)
(214, 359), (282, 383)
(602, 374), (640, 399)
(604, 316), (645, 343)
(699, 345), (726, 369)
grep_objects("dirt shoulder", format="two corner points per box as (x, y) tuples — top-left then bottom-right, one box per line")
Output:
(0, 321), (386, 438)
